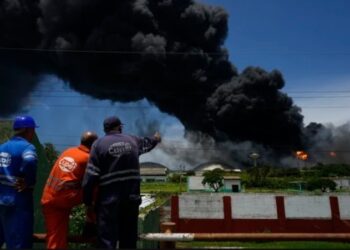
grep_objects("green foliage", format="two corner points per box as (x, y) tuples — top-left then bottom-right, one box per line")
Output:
(0, 121), (13, 143)
(43, 143), (59, 167)
(245, 166), (273, 187)
(271, 167), (301, 177)
(312, 164), (350, 177)
(69, 205), (86, 235)
(68, 205), (92, 249)
(306, 178), (337, 191)
(141, 182), (186, 194)
(185, 170), (195, 176)
(167, 173), (187, 183)
(263, 178), (290, 189)
(202, 168), (224, 192)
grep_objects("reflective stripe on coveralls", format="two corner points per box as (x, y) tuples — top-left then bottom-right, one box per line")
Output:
(41, 145), (90, 249)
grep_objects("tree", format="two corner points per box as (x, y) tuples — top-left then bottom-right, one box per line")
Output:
(0, 121), (13, 143)
(202, 168), (225, 192)
(246, 166), (272, 187)
(306, 178), (337, 191)
(43, 143), (59, 167)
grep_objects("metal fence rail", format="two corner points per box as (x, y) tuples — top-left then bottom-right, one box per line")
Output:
(140, 232), (350, 242)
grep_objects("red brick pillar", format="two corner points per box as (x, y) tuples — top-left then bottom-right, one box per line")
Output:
(330, 196), (341, 232)
(171, 196), (180, 229)
(223, 196), (232, 232)
(276, 196), (286, 232)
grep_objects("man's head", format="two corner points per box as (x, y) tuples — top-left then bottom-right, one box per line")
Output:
(81, 131), (98, 149)
(13, 115), (39, 142)
(103, 116), (123, 134)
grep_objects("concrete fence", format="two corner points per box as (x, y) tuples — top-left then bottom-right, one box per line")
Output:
(171, 194), (350, 233)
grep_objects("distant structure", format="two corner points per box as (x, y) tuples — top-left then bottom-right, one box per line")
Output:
(140, 162), (169, 182)
(331, 177), (350, 190)
(189, 162), (241, 192)
(193, 161), (241, 176)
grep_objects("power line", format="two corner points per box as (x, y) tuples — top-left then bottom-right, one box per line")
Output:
(38, 137), (350, 152)
(0, 46), (227, 56)
(26, 103), (350, 110)
(286, 90), (350, 94)
(28, 94), (350, 99)
(30, 89), (350, 94)
(44, 142), (350, 153)
(2, 46), (350, 56)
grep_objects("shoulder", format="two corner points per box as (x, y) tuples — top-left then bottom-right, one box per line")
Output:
(22, 141), (36, 153)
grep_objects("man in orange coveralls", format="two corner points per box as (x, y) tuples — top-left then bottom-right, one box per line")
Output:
(41, 131), (98, 249)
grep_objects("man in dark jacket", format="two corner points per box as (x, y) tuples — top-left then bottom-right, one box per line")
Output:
(82, 116), (161, 249)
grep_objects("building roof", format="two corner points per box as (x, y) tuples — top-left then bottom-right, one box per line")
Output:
(140, 162), (169, 169)
(193, 161), (235, 172)
(140, 162), (168, 176)
(224, 176), (241, 180)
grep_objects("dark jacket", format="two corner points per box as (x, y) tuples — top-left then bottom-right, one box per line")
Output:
(82, 131), (159, 205)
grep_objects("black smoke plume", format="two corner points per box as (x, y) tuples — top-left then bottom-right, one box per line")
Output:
(304, 122), (350, 164)
(0, 0), (306, 156)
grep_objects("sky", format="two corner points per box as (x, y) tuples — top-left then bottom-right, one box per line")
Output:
(201, 0), (350, 125)
(4, 0), (350, 167)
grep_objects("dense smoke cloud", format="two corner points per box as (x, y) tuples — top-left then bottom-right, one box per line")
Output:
(206, 67), (304, 148)
(0, 0), (310, 161)
(304, 122), (350, 164)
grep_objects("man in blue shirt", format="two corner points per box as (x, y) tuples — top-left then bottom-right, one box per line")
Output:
(0, 115), (38, 249)
(83, 116), (161, 249)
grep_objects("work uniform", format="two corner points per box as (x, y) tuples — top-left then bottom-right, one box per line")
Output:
(0, 136), (37, 249)
(83, 132), (159, 249)
(41, 145), (91, 249)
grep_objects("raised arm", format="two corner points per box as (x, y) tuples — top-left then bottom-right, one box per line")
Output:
(137, 132), (161, 155)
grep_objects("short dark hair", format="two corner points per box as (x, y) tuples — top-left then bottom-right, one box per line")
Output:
(103, 116), (123, 133)
(81, 131), (98, 149)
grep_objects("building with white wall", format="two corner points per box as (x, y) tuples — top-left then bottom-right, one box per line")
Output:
(140, 162), (168, 182)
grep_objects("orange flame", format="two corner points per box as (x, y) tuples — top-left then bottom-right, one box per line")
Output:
(329, 151), (337, 157)
(296, 150), (308, 161)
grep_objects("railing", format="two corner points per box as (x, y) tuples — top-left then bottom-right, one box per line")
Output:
(33, 222), (350, 249)
(33, 234), (96, 244)
(140, 222), (350, 249)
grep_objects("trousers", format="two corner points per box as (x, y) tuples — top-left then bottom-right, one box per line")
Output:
(96, 197), (141, 249)
(0, 205), (34, 249)
(42, 205), (71, 249)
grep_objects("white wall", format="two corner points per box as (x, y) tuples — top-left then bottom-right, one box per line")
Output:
(179, 194), (224, 219)
(284, 196), (331, 219)
(230, 194), (277, 219)
(188, 176), (209, 190)
(177, 194), (350, 220)
(224, 180), (241, 191)
(338, 195), (350, 219)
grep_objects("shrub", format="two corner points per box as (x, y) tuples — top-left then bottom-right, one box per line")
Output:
(306, 178), (337, 191)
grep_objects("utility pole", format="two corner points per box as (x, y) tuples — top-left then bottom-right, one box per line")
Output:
(178, 163), (186, 193)
(249, 152), (260, 167)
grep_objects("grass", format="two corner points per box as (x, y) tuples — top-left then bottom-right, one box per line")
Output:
(141, 181), (187, 194)
(140, 182), (350, 249)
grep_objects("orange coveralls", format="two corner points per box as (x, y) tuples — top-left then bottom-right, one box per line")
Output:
(41, 145), (93, 249)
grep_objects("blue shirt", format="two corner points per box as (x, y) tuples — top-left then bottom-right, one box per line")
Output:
(0, 136), (37, 206)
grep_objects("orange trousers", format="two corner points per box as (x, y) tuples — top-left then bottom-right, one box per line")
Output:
(42, 205), (71, 249)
